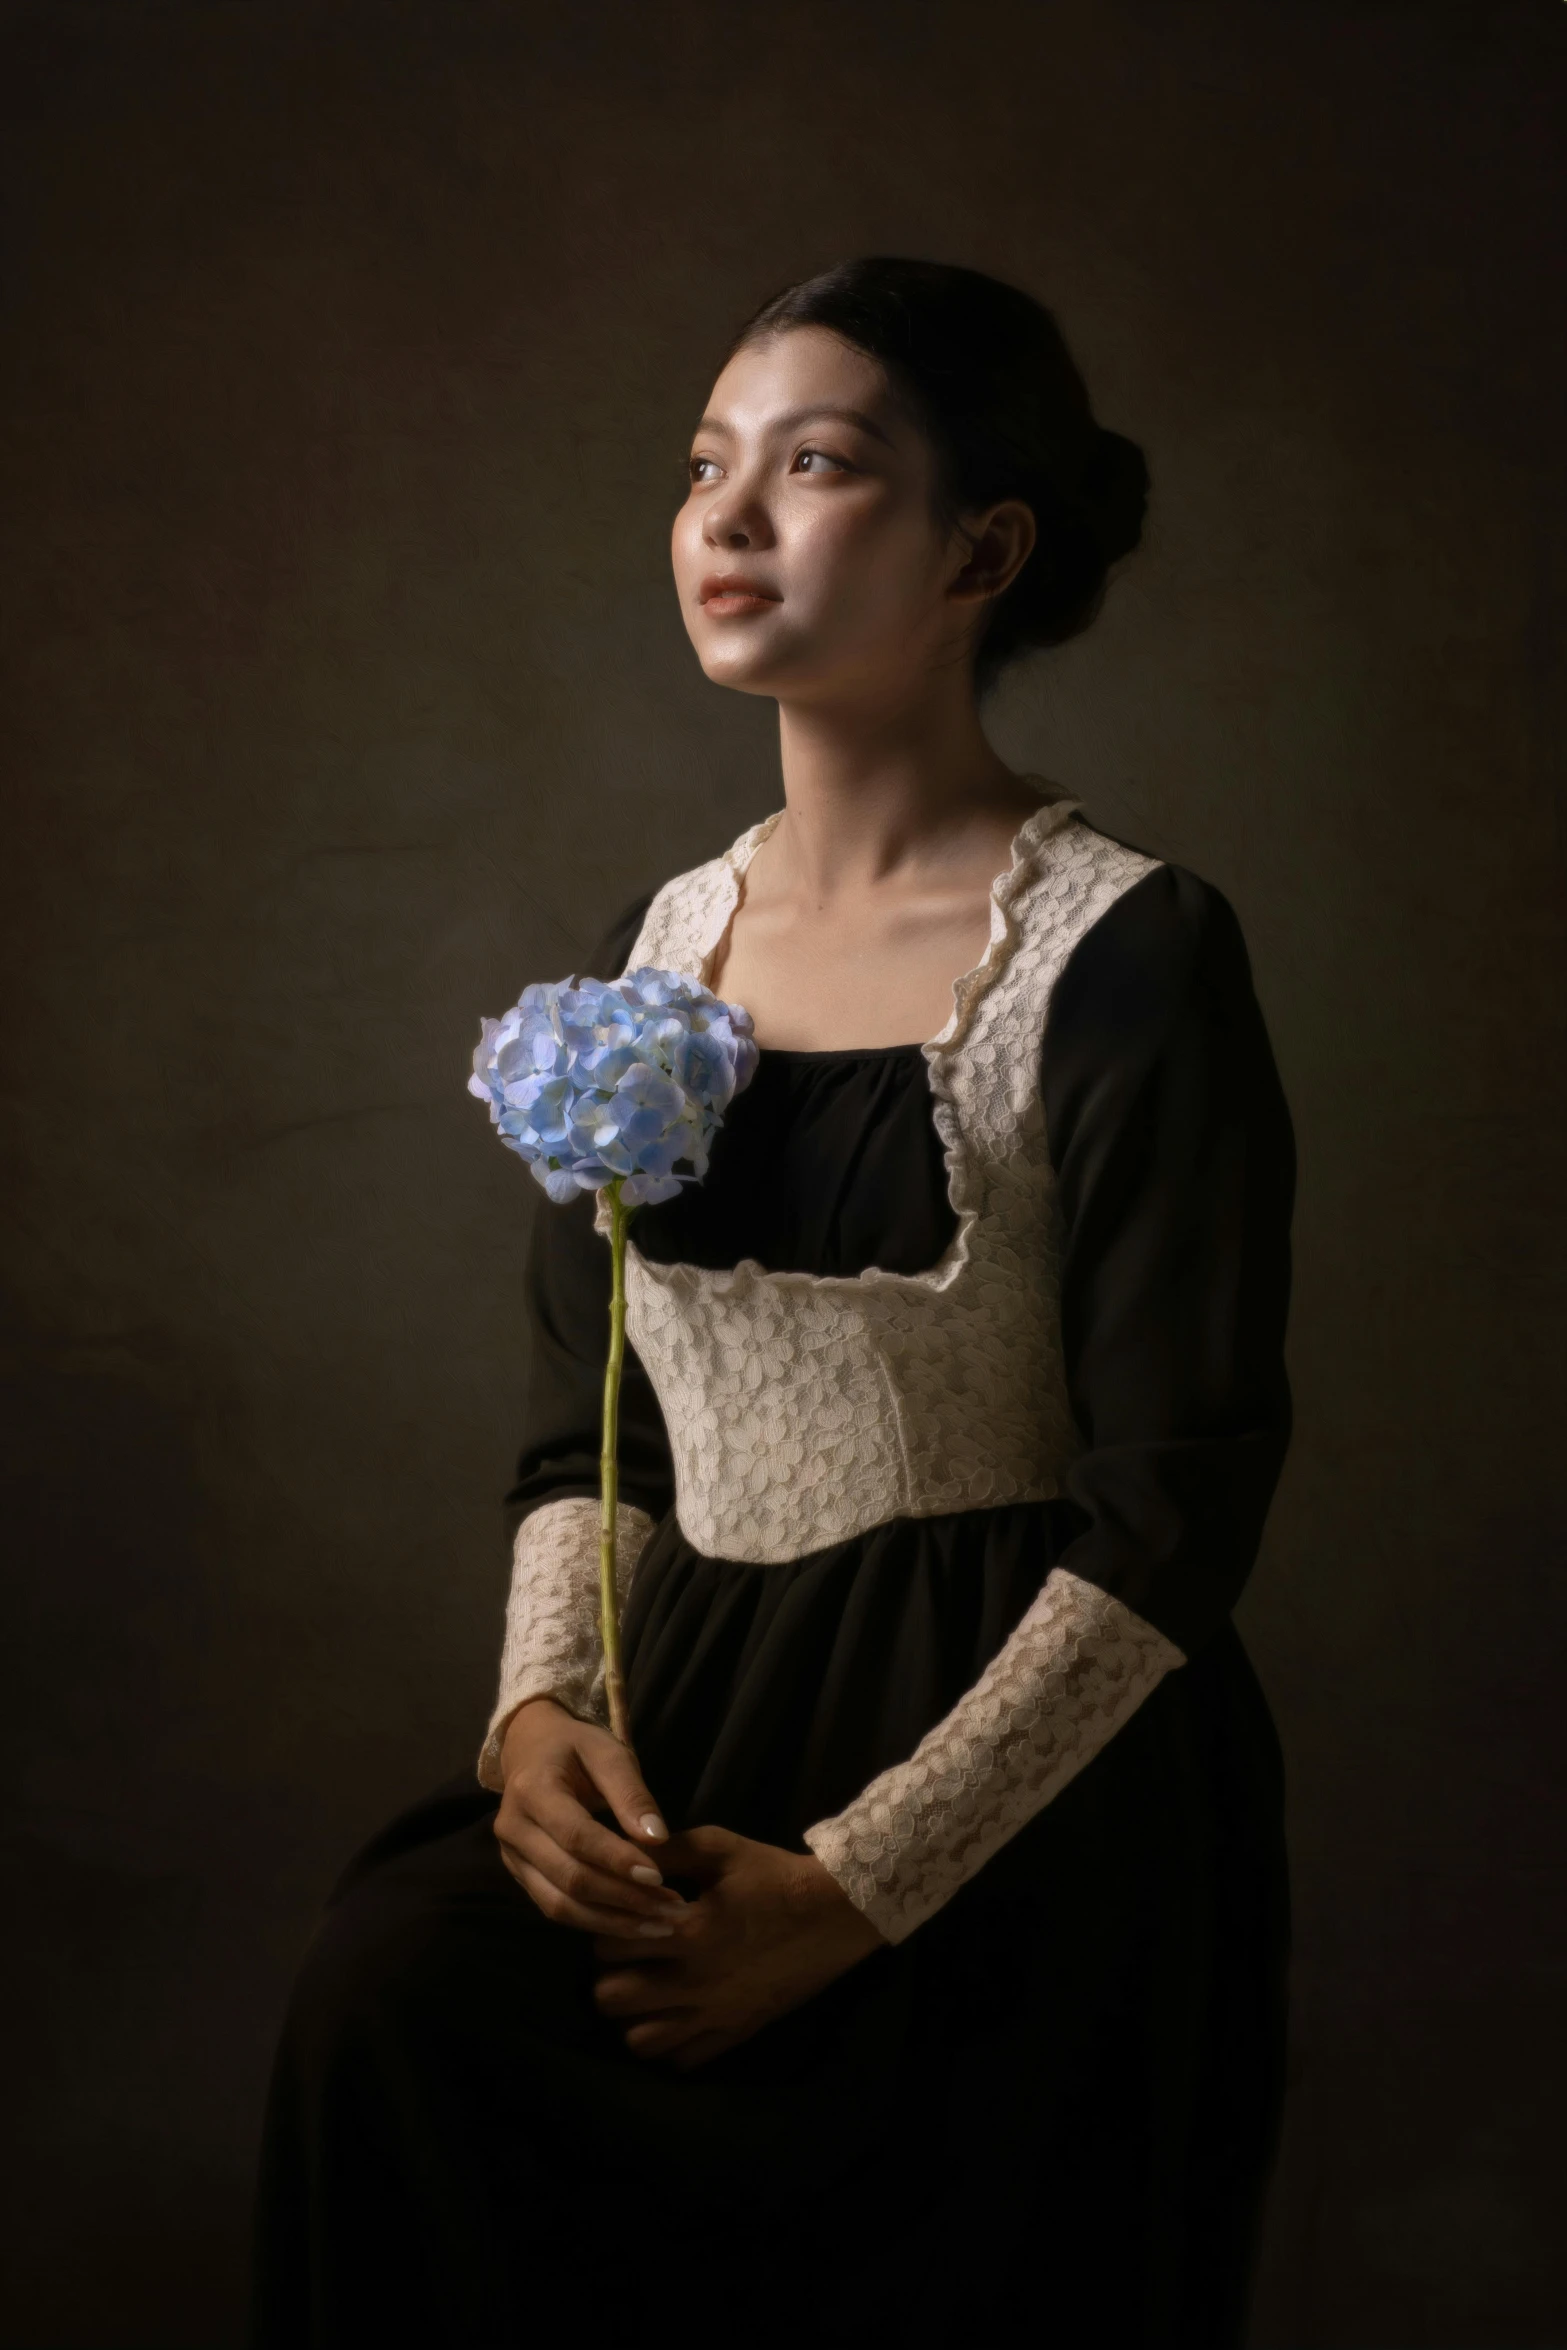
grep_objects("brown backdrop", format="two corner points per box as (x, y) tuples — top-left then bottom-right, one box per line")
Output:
(3, 3), (1563, 2342)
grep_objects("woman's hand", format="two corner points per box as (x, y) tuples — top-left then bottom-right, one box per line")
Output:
(494, 1697), (688, 1936)
(591, 1825), (887, 2069)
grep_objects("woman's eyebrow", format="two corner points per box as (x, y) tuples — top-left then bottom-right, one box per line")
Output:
(691, 404), (897, 448)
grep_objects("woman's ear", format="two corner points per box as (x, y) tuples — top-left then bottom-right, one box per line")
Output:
(947, 499), (1037, 608)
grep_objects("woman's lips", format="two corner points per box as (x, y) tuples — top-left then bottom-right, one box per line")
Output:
(699, 574), (781, 618)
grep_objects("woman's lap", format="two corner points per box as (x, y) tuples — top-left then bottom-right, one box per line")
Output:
(252, 1633), (1287, 2347)
(252, 1779), (946, 2344)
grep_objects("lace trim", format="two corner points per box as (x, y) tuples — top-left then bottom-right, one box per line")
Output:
(476, 1496), (655, 1788)
(803, 1569), (1185, 1943)
(921, 794), (1082, 1273)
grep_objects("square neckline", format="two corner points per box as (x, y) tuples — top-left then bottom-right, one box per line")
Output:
(612, 788), (1097, 1301)
(703, 787), (1081, 1062)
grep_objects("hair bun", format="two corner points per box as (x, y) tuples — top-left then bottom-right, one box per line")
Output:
(1075, 427), (1149, 566)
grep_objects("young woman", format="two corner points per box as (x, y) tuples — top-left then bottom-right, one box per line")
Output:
(252, 258), (1295, 2348)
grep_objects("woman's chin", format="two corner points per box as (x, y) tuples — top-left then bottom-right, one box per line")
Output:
(693, 637), (805, 698)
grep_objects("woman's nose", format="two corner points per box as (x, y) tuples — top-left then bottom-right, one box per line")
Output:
(703, 481), (773, 552)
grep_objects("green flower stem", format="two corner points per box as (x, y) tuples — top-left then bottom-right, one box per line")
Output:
(599, 1177), (633, 1746)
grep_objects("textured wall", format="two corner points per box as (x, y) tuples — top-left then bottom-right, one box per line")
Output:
(2, 2), (1563, 2341)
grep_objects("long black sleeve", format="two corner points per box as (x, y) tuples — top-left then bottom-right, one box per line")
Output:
(501, 893), (676, 1540)
(1042, 863), (1296, 1659)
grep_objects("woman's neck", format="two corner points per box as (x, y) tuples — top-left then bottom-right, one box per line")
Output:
(770, 675), (1044, 902)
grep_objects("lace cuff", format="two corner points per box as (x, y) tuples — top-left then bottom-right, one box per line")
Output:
(803, 1567), (1184, 1944)
(476, 1496), (656, 1790)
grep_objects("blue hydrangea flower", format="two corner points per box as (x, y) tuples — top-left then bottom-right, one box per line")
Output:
(468, 967), (759, 1207)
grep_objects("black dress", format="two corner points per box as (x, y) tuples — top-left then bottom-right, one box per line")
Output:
(251, 862), (1296, 2349)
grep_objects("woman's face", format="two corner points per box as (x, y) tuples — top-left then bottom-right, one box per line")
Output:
(671, 325), (986, 705)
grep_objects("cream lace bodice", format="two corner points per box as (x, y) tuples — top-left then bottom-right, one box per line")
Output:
(614, 796), (1149, 1560)
(479, 798), (1187, 1940)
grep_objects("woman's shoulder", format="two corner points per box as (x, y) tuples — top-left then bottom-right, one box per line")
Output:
(1050, 824), (1261, 1047)
(580, 890), (658, 981)
(574, 849), (740, 981)
(1041, 825), (1292, 1173)
(579, 813), (780, 981)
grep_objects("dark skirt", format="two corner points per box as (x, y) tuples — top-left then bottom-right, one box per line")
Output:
(250, 1502), (1289, 2348)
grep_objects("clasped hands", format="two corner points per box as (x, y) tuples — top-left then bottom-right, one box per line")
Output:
(495, 1697), (885, 2070)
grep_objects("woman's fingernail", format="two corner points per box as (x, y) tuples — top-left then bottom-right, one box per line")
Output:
(639, 1813), (668, 1843)
(629, 1865), (663, 1887)
(637, 1922), (675, 1939)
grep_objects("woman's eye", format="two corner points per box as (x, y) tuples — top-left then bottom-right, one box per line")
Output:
(688, 455), (722, 484)
(794, 448), (847, 475)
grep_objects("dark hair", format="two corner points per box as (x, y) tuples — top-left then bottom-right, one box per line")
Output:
(731, 257), (1148, 687)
